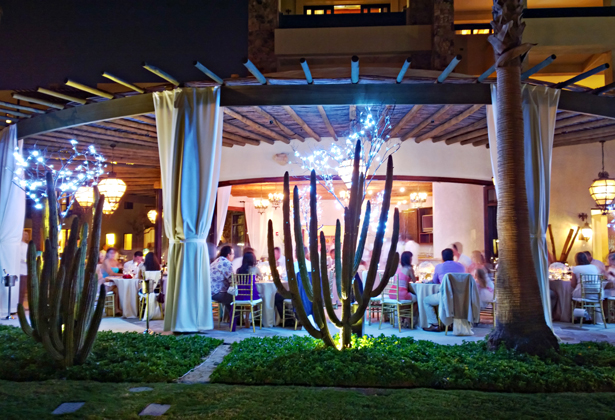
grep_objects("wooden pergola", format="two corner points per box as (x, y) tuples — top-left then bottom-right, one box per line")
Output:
(7, 59), (615, 197)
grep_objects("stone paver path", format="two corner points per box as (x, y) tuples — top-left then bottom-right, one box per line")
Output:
(52, 402), (85, 415)
(178, 344), (231, 384)
(139, 403), (171, 416)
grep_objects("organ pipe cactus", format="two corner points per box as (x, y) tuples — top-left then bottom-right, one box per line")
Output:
(17, 171), (106, 368)
(268, 141), (399, 349)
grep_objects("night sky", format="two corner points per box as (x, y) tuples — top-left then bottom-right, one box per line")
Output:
(0, 0), (248, 90)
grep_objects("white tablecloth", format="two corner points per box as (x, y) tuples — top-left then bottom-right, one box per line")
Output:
(409, 283), (440, 329)
(256, 281), (288, 327)
(107, 276), (162, 320)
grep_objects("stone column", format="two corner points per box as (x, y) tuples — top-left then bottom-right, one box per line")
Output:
(407, 0), (455, 70)
(248, 0), (278, 74)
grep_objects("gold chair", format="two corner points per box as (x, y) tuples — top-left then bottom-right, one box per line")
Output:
(212, 302), (224, 326)
(479, 272), (496, 327)
(571, 274), (607, 328)
(230, 274), (263, 332)
(367, 271), (384, 325)
(281, 299), (298, 330)
(104, 291), (115, 317)
(138, 271), (164, 320)
(379, 274), (414, 333)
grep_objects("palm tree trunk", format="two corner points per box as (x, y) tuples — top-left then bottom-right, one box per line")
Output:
(486, 0), (558, 355)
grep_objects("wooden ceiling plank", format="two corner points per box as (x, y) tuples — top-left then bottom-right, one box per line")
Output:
(471, 138), (489, 147)
(62, 128), (157, 147)
(554, 119), (615, 135)
(128, 115), (157, 126)
(222, 140), (234, 148)
(555, 114), (598, 129)
(68, 124), (156, 142)
(433, 118), (486, 143)
(389, 105), (423, 138)
(224, 108), (290, 144)
(555, 125), (615, 142)
(223, 125), (275, 145)
(223, 138), (246, 147)
(26, 137), (160, 156)
(402, 105), (453, 142)
(252, 106), (305, 141)
(460, 135), (489, 146)
(416, 104), (482, 143)
(31, 130), (159, 150)
(554, 134), (615, 147)
(96, 120), (157, 136)
(317, 105), (339, 141)
(282, 106), (321, 142)
(445, 127), (489, 145)
(223, 134), (260, 146)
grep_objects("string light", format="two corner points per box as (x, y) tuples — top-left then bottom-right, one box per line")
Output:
(11, 139), (106, 220)
(291, 105), (401, 206)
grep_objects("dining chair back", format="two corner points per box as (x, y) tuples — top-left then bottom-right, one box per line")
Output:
(572, 274), (607, 328)
(379, 274), (414, 332)
(231, 274), (263, 332)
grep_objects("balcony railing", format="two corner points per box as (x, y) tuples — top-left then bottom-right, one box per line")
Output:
(524, 6), (615, 18)
(279, 12), (406, 29)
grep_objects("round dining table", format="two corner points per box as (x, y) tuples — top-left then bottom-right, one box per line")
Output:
(256, 281), (288, 327)
(106, 275), (165, 320)
(409, 282), (441, 329)
(549, 279), (572, 322)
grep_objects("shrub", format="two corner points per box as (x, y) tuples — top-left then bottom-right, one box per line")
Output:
(0, 325), (222, 382)
(210, 335), (615, 392)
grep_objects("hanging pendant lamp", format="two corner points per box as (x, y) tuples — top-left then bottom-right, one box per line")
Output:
(75, 186), (95, 208)
(98, 144), (126, 215)
(589, 140), (615, 214)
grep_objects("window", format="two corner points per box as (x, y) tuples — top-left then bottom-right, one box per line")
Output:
(305, 4), (389, 15)
(124, 233), (133, 251)
(124, 201), (134, 210)
(143, 228), (155, 250)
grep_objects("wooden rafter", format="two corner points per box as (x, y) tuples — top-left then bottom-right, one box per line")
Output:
(317, 105), (339, 141)
(62, 128), (157, 147)
(555, 114), (597, 129)
(461, 135), (489, 146)
(222, 132), (260, 146)
(97, 120), (157, 135)
(65, 125), (157, 143)
(282, 106), (321, 141)
(554, 133), (615, 147)
(402, 105), (452, 142)
(222, 138), (246, 147)
(433, 118), (486, 143)
(252, 106), (305, 141)
(32, 130), (157, 150)
(415, 105), (483, 143)
(389, 105), (422, 138)
(445, 127), (489, 145)
(224, 108), (290, 144)
(555, 125), (615, 143)
(222, 140), (234, 148)
(554, 119), (615, 135)
(128, 115), (157, 126)
(223, 125), (275, 145)
(471, 138), (489, 147)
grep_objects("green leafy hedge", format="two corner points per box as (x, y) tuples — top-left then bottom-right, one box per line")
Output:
(211, 335), (615, 392)
(0, 325), (222, 382)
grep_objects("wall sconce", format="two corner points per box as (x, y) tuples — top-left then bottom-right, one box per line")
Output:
(106, 233), (116, 246)
(578, 213), (592, 242)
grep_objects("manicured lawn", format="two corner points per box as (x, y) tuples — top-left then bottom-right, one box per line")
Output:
(211, 335), (615, 392)
(0, 326), (222, 382)
(2, 380), (615, 419)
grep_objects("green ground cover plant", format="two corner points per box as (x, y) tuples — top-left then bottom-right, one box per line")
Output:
(211, 335), (615, 392)
(0, 325), (221, 382)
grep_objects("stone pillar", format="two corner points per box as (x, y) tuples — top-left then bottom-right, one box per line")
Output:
(407, 0), (455, 70)
(248, 0), (278, 74)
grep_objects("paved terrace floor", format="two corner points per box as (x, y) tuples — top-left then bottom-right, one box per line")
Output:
(2, 315), (615, 346)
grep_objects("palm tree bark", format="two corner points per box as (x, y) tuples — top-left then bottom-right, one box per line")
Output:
(486, 0), (558, 355)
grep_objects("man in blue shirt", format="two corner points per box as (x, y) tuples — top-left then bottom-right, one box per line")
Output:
(423, 248), (466, 331)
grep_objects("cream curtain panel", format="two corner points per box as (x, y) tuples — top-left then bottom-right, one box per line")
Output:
(487, 84), (560, 329)
(216, 186), (232, 244)
(244, 201), (272, 260)
(0, 126), (25, 317)
(154, 87), (223, 332)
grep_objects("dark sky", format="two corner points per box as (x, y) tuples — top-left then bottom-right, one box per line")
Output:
(0, 0), (248, 90)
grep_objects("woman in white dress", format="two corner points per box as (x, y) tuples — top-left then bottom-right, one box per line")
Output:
(571, 252), (601, 299)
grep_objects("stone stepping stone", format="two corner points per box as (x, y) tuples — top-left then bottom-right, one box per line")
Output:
(139, 404), (171, 416)
(129, 387), (154, 393)
(52, 402), (85, 415)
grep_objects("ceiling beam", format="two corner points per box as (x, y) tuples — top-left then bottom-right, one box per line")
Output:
(554, 119), (615, 135)
(317, 105), (339, 141)
(433, 118), (486, 143)
(96, 120), (158, 135)
(224, 108), (290, 144)
(222, 133), (260, 146)
(127, 115), (157, 126)
(461, 135), (489, 146)
(445, 127), (488, 145)
(472, 138), (489, 147)
(252, 106), (305, 142)
(402, 105), (452, 142)
(555, 125), (615, 143)
(222, 138), (246, 147)
(282, 106), (321, 141)
(30, 130), (158, 151)
(554, 134), (615, 147)
(223, 124), (275, 145)
(415, 104), (482, 143)
(389, 105), (422, 138)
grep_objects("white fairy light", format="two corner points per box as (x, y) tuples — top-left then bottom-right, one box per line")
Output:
(291, 105), (401, 206)
(9, 139), (106, 222)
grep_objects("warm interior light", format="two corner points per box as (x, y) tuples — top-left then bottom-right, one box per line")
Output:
(147, 209), (157, 224)
(124, 233), (133, 250)
(106, 233), (116, 246)
(5, 119), (12, 124)
(75, 186), (94, 208)
(338, 159), (365, 189)
(589, 177), (615, 210)
(399, 187), (405, 192)
(98, 177), (126, 214)
(581, 222), (593, 242)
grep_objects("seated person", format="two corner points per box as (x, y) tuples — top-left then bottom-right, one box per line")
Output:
(236, 252), (261, 300)
(474, 268), (494, 309)
(423, 248), (466, 332)
(584, 251), (606, 276)
(138, 252), (161, 284)
(100, 247), (120, 279)
(211, 245), (239, 331)
(571, 251), (601, 299)
(389, 251), (417, 302)
(606, 253), (615, 289)
(123, 251), (144, 275)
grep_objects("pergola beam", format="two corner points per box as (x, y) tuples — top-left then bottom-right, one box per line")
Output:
(243, 59), (267, 85)
(282, 106), (321, 141)
(65, 79), (114, 99)
(415, 104), (482, 143)
(521, 54), (557, 80)
(142, 63), (180, 86)
(437, 55), (462, 83)
(396, 57), (412, 84)
(252, 106), (304, 141)
(224, 108), (289, 143)
(351, 56), (360, 84)
(317, 105), (339, 141)
(102, 72), (146, 93)
(37, 87), (87, 105)
(300, 58), (313, 84)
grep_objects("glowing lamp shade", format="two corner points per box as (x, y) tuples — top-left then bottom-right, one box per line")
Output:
(147, 209), (157, 224)
(589, 177), (615, 211)
(98, 177), (126, 214)
(581, 222), (593, 242)
(102, 199), (115, 215)
(338, 159), (365, 189)
(106, 233), (116, 246)
(75, 186), (94, 208)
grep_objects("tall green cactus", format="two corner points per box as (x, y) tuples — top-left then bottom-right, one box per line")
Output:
(17, 171), (106, 368)
(268, 141), (399, 349)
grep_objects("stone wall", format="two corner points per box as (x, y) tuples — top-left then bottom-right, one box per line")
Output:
(407, 0), (455, 70)
(248, 0), (278, 74)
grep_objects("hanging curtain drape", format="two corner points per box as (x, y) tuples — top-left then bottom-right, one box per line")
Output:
(0, 126), (25, 317)
(244, 201), (271, 260)
(216, 186), (231, 244)
(154, 87), (223, 332)
(487, 84), (560, 329)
